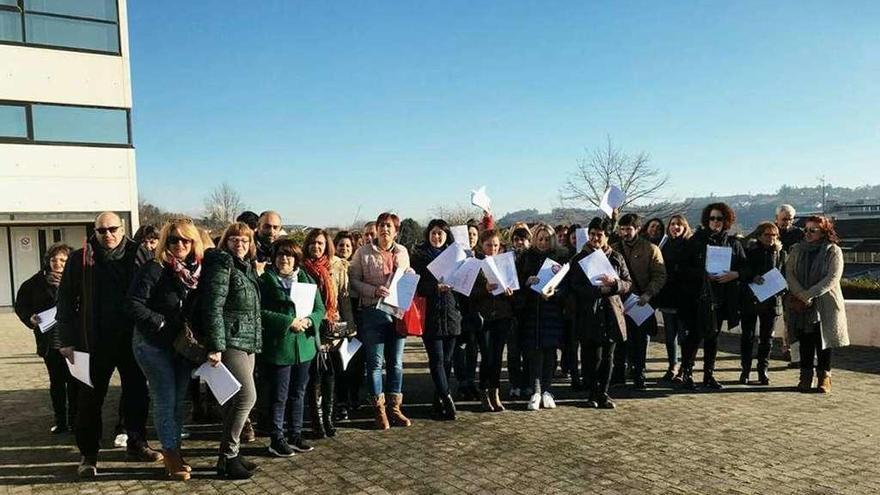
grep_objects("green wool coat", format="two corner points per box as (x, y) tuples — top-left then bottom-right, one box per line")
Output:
(259, 270), (326, 365)
(201, 250), (262, 354)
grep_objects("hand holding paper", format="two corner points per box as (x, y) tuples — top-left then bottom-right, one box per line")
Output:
(577, 250), (618, 287)
(599, 186), (626, 217)
(193, 362), (242, 406)
(749, 268), (788, 302)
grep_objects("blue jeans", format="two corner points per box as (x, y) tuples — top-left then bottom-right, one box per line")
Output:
(360, 308), (406, 396)
(262, 361), (310, 441)
(423, 336), (456, 396)
(131, 331), (191, 450)
(662, 311), (687, 370)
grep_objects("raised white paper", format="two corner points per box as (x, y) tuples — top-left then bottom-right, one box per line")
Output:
(450, 225), (470, 248)
(448, 257), (483, 296)
(577, 249), (618, 287)
(338, 337), (362, 371)
(531, 259), (569, 295)
(36, 307), (57, 333)
(382, 267), (420, 311)
(470, 186), (492, 212)
(482, 252), (518, 295)
(749, 268), (788, 303)
(623, 293), (655, 327)
(66, 351), (93, 387)
(290, 282), (317, 318)
(427, 243), (468, 282)
(705, 245), (733, 275)
(193, 362), (242, 406)
(575, 228), (589, 252)
(599, 185), (626, 217)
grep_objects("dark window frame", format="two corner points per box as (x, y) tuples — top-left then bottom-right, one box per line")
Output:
(0, 0), (121, 56)
(0, 99), (133, 148)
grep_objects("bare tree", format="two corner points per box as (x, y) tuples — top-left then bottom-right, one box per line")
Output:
(560, 136), (690, 219)
(429, 203), (483, 226)
(203, 182), (245, 231)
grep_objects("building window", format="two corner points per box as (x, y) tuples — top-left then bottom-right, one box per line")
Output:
(0, 0), (120, 54)
(0, 100), (131, 147)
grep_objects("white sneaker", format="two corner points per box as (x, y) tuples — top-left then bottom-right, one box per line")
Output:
(113, 433), (128, 448)
(527, 392), (541, 411)
(541, 391), (557, 409)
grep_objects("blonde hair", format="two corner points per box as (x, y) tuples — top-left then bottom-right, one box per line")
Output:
(219, 222), (257, 260)
(531, 223), (557, 249)
(667, 214), (693, 240)
(198, 227), (215, 249)
(155, 217), (205, 264)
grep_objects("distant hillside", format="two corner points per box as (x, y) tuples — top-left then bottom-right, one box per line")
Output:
(496, 184), (880, 232)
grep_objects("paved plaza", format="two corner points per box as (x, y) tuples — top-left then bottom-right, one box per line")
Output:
(0, 311), (878, 494)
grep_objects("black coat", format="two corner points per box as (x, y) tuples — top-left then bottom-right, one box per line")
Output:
(410, 243), (462, 339)
(653, 236), (689, 312)
(515, 247), (567, 349)
(681, 228), (747, 334)
(14, 271), (58, 357)
(741, 240), (786, 316)
(126, 260), (197, 350)
(566, 247), (633, 345)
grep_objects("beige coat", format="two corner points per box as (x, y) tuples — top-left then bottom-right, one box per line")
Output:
(348, 242), (410, 308)
(784, 242), (849, 348)
(612, 237), (667, 298)
(330, 256), (357, 331)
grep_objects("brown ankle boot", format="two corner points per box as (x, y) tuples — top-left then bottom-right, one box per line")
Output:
(817, 372), (831, 394)
(480, 389), (495, 412)
(387, 393), (412, 427)
(162, 449), (191, 481)
(372, 394), (390, 430)
(489, 388), (505, 412)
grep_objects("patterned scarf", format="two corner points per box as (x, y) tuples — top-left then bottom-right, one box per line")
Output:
(303, 255), (338, 321)
(167, 254), (201, 290)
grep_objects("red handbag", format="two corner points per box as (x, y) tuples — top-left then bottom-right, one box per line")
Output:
(395, 296), (426, 337)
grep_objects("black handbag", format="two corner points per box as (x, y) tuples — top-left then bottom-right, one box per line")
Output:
(173, 320), (207, 364)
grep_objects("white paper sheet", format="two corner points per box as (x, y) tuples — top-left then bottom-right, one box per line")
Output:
(427, 243), (468, 282)
(658, 234), (669, 249)
(36, 307), (57, 333)
(531, 259), (569, 295)
(470, 186), (492, 212)
(482, 252), (518, 295)
(65, 351), (93, 387)
(338, 337), (362, 371)
(382, 267), (420, 311)
(599, 185), (626, 217)
(193, 362), (242, 406)
(290, 282), (317, 318)
(705, 245), (733, 275)
(577, 249), (618, 287)
(749, 268), (788, 303)
(448, 257), (483, 296)
(575, 228), (589, 253)
(623, 293), (655, 327)
(450, 225), (470, 249)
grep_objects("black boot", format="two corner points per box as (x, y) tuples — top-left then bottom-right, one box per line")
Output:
(310, 386), (326, 439)
(681, 366), (697, 390)
(432, 393), (444, 418)
(322, 380), (337, 438)
(440, 394), (457, 420)
(703, 372), (723, 390)
(218, 455), (253, 480)
(757, 365), (770, 386)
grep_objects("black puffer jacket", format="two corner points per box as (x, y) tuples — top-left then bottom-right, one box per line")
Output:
(515, 247), (567, 349)
(14, 271), (58, 357)
(126, 259), (199, 350)
(410, 243), (462, 339)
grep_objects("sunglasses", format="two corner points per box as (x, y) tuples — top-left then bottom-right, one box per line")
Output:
(708, 216), (725, 222)
(96, 226), (121, 235)
(168, 236), (193, 246)
(806, 227), (822, 234)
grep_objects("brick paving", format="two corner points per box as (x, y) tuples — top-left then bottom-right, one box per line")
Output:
(1, 310), (879, 494)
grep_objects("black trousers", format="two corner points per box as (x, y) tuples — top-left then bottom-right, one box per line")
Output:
(562, 319), (579, 379)
(799, 330), (832, 375)
(528, 347), (558, 394)
(740, 309), (777, 373)
(582, 341), (616, 401)
(75, 332), (149, 458)
(682, 317), (724, 376)
(334, 347), (364, 405)
(454, 317), (480, 389)
(44, 348), (78, 425)
(477, 318), (511, 389)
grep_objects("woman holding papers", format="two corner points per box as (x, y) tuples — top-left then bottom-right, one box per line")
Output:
(453, 219), (484, 401)
(14, 243), (76, 435)
(411, 219), (462, 420)
(333, 230), (365, 418)
(126, 219), (204, 480)
(259, 238), (326, 457)
(516, 224), (568, 411)
(348, 212), (413, 429)
(653, 215), (693, 383)
(302, 228), (356, 438)
(471, 229), (515, 412)
(201, 222), (262, 479)
(785, 216), (848, 394)
(567, 217), (632, 409)
(740, 222), (786, 385)
(680, 203), (747, 391)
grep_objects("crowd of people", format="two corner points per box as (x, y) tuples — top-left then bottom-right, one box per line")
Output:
(13, 202), (850, 481)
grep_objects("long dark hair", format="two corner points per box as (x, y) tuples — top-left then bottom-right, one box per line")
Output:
(423, 219), (452, 246)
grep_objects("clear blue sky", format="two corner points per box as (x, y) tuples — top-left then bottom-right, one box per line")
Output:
(129, 1), (880, 226)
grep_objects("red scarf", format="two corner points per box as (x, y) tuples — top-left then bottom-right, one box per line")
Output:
(167, 254), (201, 290)
(303, 256), (338, 321)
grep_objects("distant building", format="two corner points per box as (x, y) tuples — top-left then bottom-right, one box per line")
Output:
(798, 201), (880, 279)
(0, 0), (138, 306)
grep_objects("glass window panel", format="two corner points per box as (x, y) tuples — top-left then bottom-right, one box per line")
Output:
(25, 0), (117, 22)
(0, 105), (28, 138)
(32, 105), (128, 144)
(25, 13), (119, 52)
(0, 0), (20, 6)
(0, 10), (23, 42)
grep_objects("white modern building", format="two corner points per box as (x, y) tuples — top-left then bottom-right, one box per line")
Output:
(0, 0), (138, 306)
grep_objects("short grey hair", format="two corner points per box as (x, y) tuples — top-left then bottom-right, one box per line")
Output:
(776, 204), (796, 217)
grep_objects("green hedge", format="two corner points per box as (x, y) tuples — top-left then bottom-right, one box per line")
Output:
(842, 278), (880, 300)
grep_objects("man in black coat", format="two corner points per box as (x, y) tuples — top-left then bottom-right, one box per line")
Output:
(56, 212), (161, 478)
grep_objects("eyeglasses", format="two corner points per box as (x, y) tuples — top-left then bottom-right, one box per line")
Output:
(228, 237), (250, 245)
(708, 216), (725, 222)
(96, 226), (120, 235)
(168, 236), (193, 246)
(806, 227), (822, 234)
